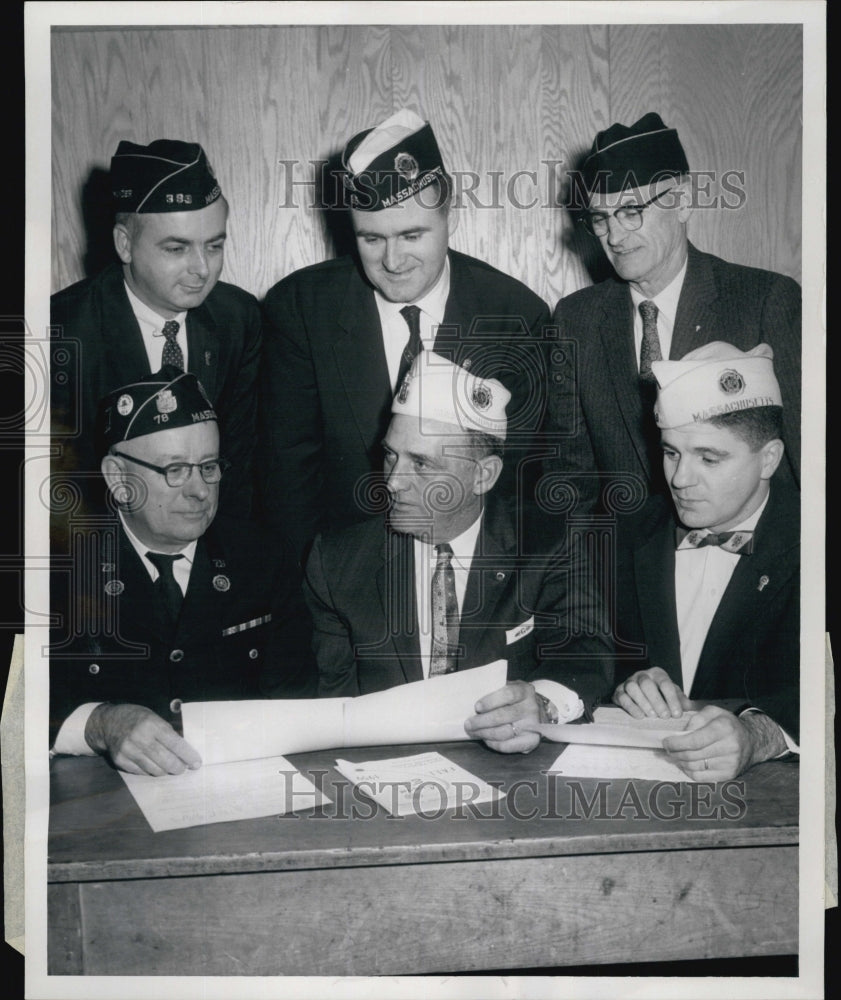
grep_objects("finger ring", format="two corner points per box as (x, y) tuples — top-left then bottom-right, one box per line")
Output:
(510, 722), (519, 738)
(704, 758), (709, 770)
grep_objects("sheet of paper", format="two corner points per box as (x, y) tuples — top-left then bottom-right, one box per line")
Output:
(181, 660), (508, 766)
(528, 705), (696, 748)
(549, 744), (696, 783)
(120, 755), (330, 832)
(334, 751), (506, 817)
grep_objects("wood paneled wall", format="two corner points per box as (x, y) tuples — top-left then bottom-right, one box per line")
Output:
(51, 24), (802, 305)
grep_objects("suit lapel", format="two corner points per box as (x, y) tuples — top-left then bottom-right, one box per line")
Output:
(633, 515), (683, 684)
(110, 526), (170, 643)
(691, 488), (799, 699)
(101, 268), (153, 384)
(597, 281), (653, 475)
(333, 266), (392, 450)
(174, 536), (219, 649)
(671, 243), (719, 359)
(185, 303), (220, 400)
(377, 529), (423, 684)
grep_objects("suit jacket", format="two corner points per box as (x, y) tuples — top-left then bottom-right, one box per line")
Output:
(304, 497), (613, 707)
(544, 243), (801, 512)
(50, 262), (261, 517)
(259, 250), (550, 557)
(612, 485), (800, 739)
(49, 515), (317, 744)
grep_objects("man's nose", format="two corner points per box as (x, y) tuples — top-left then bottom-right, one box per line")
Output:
(382, 240), (405, 272)
(605, 214), (628, 245)
(183, 465), (210, 498)
(187, 247), (210, 278)
(670, 456), (694, 489)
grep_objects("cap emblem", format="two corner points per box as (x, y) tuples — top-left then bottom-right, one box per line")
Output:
(718, 369), (745, 395)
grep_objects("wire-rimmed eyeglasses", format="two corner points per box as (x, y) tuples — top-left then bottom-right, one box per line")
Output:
(579, 188), (675, 237)
(112, 452), (230, 487)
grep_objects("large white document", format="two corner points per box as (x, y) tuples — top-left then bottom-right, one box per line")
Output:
(181, 659), (508, 766)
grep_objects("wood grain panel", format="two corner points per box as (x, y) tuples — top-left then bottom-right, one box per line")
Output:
(60, 845), (797, 975)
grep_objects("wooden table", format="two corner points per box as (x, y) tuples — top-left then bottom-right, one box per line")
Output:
(48, 741), (799, 976)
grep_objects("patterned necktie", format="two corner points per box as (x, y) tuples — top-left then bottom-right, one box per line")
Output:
(146, 552), (185, 624)
(161, 319), (184, 370)
(638, 300), (662, 380)
(429, 542), (458, 677)
(396, 305), (423, 390)
(676, 528), (754, 555)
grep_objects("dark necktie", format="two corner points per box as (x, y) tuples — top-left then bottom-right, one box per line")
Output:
(396, 305), (423, 389)
(676, 527), (754, 555)
(161, 319), (184, 369)
(638, 300), (662, 380)
(146, 551), (185, 624)
(429, 542), (458, 677)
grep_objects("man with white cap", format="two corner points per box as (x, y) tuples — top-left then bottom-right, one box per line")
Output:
(260, 109), (549, 560)
(544, 112), (800, 513)
(304, 353), (612, 754)
(52, 139), (261, 518)
(610, 342), (799, 780)
(50, 367), (316, 776)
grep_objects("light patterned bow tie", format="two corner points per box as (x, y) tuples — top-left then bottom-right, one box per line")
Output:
(676, 527), (754, 555)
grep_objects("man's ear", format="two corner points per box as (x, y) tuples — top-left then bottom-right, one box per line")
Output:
(759, 438), (784, 480)
(113, 223), (133, 264)
(101, 453), (129, 504)
(674, 176), (694, 225)
(473, 454), (503, 496)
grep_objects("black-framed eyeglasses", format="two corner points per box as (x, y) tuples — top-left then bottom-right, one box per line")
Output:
(112, 452), (230, 487)
(579, 188), (675, 237)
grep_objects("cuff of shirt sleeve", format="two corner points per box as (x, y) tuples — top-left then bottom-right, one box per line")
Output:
(738, 706), (800, 756)
(51, 703), (103, 757)
(532, 680), (584, 723)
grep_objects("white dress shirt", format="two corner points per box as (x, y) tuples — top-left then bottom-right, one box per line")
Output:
(411, 511), (583, 721)
(629, 258), (687, 368)
(374, 257), (450, 391)
(124, 281), (189, 371)
(51, 516), (197, 756)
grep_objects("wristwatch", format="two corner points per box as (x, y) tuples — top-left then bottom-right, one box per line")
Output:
(535, 693), (559, 725)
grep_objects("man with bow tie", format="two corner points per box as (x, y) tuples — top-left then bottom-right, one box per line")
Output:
(49, 369), (316, 776)
(51, 139), (260, 519)
(610, 342), (799, 780)
(259, 109), (549, 561)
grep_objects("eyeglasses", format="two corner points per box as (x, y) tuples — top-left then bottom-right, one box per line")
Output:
(579, 188), (675, 237)
(112, 452), (230, 487)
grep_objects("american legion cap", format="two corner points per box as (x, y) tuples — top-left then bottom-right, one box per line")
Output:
(342, 109), (447, 211)
(653, 342), (782, 430)
(111, 139), (222, 214)
(97, 366), (217, 456)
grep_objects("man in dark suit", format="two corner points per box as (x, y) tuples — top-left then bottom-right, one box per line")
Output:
(50, 369), (316, 776)
(304, 352), (612, 754)
(51, 140), (260, 518)
(544, 113), (800, 514)
(610, 342), (798, 781)
(260, 109), (549, 559)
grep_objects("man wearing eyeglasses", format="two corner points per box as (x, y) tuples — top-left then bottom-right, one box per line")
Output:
(49, 368), (317, 776)
(543, 113), (801, 513)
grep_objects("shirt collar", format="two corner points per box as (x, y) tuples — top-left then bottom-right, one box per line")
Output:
(123, 280), (187, 335)
(415, 506), (484, 567)
(374, 255), (450, 327)
(630, 257), (687, 322)
(119, 511), (197, 571)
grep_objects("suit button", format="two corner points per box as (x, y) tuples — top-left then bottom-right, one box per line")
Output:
(248, 648), (259, 659)
(169, 649), (185, 662)
(495, 572), (505, 581)
(88, 663), (100, 675)
(169, 699), (183, 714)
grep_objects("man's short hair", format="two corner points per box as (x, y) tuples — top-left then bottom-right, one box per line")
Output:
(464, 428), (504, 461)
(707, 405), (783, 451)
(114, 211), (141, 237)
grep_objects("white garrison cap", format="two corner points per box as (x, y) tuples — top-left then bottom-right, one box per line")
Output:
(653, 341), (782, 429)
(347, 109), (427, 174)
(392, 352), (511, 440)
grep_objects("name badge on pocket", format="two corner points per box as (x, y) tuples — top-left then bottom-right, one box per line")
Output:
(506, 616), (534, 644)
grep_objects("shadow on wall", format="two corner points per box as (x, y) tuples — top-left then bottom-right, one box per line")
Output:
(80, 167), (119, 280)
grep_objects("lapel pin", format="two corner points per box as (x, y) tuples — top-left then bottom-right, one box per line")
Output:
(757, 575), (770, 592)
(695, 325), (701, 332)
(205, 351), (213, 366)
(104, 579), (124, 596)
(213, 574), (231, 592)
